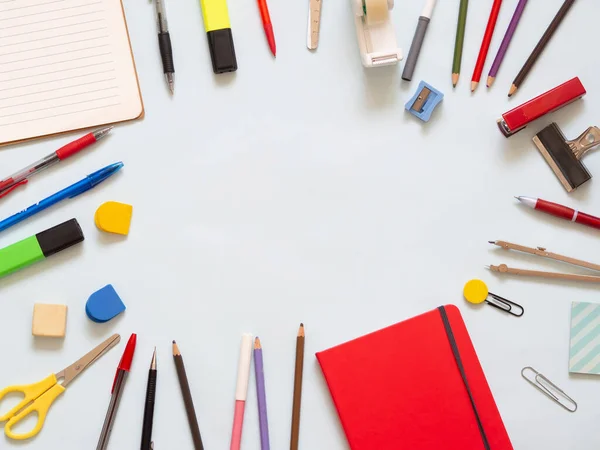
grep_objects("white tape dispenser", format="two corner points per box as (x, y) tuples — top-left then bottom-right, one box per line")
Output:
(353, 0), (402, 67)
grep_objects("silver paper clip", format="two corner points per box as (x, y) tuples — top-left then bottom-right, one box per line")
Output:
(521, 367), (577, 412)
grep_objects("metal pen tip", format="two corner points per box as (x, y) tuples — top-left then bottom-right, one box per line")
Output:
(166, 73), (174, 95)
(93, 126), (114, 141)
(151, 347), (157, 370)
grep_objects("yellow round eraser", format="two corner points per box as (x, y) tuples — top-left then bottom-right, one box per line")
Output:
(95, 201), (133, 236)
(463, 279), (488, 304)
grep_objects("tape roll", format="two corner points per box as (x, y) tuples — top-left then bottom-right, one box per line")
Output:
(365, 0), (389, 24)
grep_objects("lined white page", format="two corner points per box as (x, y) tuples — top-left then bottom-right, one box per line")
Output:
(0, 0), (142, 144)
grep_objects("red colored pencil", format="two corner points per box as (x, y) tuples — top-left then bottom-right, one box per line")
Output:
(471, 0), (503, 92)
(257, 0), (276, 57)
(516, 196), (600, 230)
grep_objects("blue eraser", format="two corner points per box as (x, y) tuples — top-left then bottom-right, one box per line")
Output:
(405, 81), (443, 122)
(86, 284), (126, 323)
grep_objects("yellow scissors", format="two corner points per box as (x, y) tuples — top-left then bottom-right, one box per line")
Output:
(0, 333), (121, 440)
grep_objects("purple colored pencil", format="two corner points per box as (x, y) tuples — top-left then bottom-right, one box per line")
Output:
(254, 337), (270, 450)
(487, 0), (528, 88)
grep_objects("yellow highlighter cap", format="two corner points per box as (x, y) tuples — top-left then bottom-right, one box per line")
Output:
(463, 279), (489, 304)
(95, 201), (133, 236)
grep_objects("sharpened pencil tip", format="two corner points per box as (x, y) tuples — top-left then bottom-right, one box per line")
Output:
(508, 84), (517, 97)
(298, 323), (305, 337)
(486, 76), (495, 88)
(452, 73), (459, 87)
(255, 337), (261, 349)
(471, 81), (478, 93)
(488, 241), (496, 244)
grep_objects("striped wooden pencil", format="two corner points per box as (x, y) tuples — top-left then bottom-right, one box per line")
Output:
(254, 337), (271, 450)
(290, 324), (305, 450)
(508, 0), (576, 97)
(452, 0), (469, 87)
(487, 0), (528, 88)
(471, 0), (503, 92)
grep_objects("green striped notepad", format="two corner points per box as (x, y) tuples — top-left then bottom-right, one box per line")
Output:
(569, 302), (600, 375)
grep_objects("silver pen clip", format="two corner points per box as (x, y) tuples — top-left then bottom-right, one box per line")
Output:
(521, 367), (577, 413)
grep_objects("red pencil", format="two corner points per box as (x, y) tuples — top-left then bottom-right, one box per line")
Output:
(257, 0), (276, 57)
(516, 196), (600, 230)
(471, 0), (503, 92)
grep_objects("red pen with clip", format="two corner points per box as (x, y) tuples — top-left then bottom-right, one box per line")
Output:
(516, 196), (600, 231)
(0, 126), (113, 199)
(96, 333), (137, 450)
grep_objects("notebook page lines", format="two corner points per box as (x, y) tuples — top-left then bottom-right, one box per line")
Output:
(0, 0), (121, 130)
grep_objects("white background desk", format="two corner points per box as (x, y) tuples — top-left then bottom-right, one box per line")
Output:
(1, 0), (599, 448)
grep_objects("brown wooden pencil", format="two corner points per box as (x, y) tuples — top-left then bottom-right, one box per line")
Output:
(173, 341), (205, 450)
(290, 323), (305, 450)
(508, 0), (575, 97)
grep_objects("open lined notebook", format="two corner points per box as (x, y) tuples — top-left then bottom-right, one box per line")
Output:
(0, 0), (143, 145)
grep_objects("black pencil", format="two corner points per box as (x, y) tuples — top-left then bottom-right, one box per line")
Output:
(173, 341), (204, 450)
(140, 348), (157, 450)
(508, 0), (576, 97)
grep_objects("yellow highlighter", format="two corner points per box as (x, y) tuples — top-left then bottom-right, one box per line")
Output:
(200, 0), (237, 73)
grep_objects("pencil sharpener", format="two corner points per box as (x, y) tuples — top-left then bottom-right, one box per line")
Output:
(405, 81), (443, 122)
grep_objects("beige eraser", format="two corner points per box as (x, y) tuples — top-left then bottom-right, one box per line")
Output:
(32, 304), (68, 338)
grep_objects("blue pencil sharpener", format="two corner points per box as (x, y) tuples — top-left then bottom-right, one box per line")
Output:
(405, 81), (443, 122)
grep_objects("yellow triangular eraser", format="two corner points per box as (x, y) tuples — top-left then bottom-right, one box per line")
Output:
(95, 201), (133, 235)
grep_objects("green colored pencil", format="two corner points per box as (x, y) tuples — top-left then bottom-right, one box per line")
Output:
(452, 0), (469, 87)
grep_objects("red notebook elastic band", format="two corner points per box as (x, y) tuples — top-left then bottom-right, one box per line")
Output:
(438, 306), (491, 450)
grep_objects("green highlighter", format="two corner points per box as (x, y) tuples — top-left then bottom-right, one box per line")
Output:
(0, 219), (84, 278)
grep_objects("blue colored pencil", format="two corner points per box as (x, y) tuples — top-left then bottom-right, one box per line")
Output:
(254, 337), (270, 450)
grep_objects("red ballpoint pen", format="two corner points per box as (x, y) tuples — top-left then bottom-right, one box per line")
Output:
(516, 196), (600, 231)
(0, 126), (113, 199)
(257, 0), (276, 57)
(96, 333), (137, 450)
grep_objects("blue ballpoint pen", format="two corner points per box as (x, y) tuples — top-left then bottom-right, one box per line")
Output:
(0, 162), (123, 233)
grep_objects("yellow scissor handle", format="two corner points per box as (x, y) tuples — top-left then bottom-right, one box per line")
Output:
(0, 374), (65, 440)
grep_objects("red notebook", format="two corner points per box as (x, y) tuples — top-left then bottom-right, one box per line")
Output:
(316, 305), (513, 450)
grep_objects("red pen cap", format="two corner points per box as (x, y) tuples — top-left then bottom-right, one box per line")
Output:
(111, 333), (137, 393)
